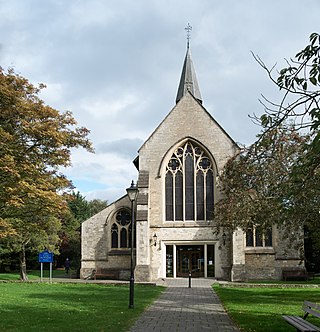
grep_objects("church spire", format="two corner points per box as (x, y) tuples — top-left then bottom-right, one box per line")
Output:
(176, 24), (202, 104)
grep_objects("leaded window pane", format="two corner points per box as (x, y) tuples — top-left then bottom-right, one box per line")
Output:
(185, 154), (194, 220)
(196, 172), (204, 220)
(120, 228), (127, 248)
(116, 210), (130, 226)
(265, 228), (273, 247)
(175, 171), (183, 220)
(206, 170), (214, 220)
(111, 224), (118, 248)
(246, 226), (272, 247)
(111, 209), (134, 249)
(255, 227), (263, 247)
(165, 140), (215, 222)
(246, 226), (273, 248)
(246, 229), (254, 247)
(165, 173), (173, 221)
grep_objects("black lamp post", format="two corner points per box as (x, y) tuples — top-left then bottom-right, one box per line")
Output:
(126, 180), (138, 309)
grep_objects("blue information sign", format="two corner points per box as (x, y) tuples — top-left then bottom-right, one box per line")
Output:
(39, 250), (54, 263)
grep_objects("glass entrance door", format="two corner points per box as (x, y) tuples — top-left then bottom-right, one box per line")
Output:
(176, 245), (204, 277)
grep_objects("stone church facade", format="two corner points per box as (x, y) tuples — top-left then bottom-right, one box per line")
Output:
(81, 44), (304, 282)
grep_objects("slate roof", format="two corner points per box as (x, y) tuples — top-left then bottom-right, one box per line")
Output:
(175, 45), (202, 104)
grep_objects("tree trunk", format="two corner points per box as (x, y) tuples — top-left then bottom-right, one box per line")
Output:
(19, 245), (28, 282)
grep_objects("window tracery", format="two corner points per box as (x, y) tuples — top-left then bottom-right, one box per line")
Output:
(111, 209), (134, 249)
(165, 141), (214, 221)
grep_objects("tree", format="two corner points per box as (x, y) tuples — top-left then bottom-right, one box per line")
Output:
(0, 68), (93, 280)
(57, 192), (108, 271)
(66, 191), (108, 222)
(58, 191), (91, 271)
(68, 191), (91, 222)
(252, 32), (320, 177)
(249, 33), (320, 268)
(215, 125), (310, 234)
(88, 198), (108, 216)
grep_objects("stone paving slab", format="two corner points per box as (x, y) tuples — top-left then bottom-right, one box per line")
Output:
(129, 278), (240, 332)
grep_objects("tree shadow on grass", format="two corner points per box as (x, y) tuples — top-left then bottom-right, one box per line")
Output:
(215, 287), (320, 332)
(0, 284), (163, 332)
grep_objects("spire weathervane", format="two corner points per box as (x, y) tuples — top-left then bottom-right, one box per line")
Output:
(185, 23), (192, 49)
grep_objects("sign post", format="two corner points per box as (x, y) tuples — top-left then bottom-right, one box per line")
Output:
(38, 250), (54, 283)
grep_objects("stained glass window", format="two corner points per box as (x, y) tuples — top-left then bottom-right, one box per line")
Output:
(111, 209), (135, 249)
(165, 141), (215, 221)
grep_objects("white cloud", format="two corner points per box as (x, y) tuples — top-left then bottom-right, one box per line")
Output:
(1, 0), (320, 202)
(79, 93), (139, 120)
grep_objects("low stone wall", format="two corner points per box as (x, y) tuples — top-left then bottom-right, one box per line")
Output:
(218, 282), (320, 289)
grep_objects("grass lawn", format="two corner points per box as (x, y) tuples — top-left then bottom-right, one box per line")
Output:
(0, 269), (67, 281)
(214, 284), (320, 332)
(0, 282), (164, 332)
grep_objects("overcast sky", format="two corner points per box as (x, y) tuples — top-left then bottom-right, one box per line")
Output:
(1, 0), (319, 203)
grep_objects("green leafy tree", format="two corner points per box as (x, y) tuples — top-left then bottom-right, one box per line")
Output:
(88, 198), (108, 216)
(249, 32), (320, 269)
(58, 192), (108, 271)
(68, 191), (91, 222)
(215, 125), (309, 233)
(0, 68), (93, 280)
(252, 32), (320, 178)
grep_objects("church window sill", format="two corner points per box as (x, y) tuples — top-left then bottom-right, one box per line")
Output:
(245, 248), (275, 255)
(163, 220), (213, 227)
(109, 249), (133, 256)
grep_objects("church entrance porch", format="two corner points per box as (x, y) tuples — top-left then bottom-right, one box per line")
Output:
(177, 245), (204, 277)
(165, 243), (215, 278)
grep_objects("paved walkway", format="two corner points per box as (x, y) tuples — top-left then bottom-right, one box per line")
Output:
(129, 278), (239, 332)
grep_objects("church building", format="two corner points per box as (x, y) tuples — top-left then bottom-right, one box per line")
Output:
(81, 38), (304, 282)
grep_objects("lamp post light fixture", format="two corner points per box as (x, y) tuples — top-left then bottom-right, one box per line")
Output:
(126, 180), (139, 309)
(153, 233), (157, 247)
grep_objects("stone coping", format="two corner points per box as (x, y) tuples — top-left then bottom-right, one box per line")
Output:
(0, 278), (158, 286)
(217, 281), (320, 288)
(2, 278), (319, 289)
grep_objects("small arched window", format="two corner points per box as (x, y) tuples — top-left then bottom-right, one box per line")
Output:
(111, 209), (135, 249)
(165, 141), (215, 221)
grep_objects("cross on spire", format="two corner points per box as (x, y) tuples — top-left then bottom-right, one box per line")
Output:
(185, 23), (192, 49)
(176, 23), (202, 104)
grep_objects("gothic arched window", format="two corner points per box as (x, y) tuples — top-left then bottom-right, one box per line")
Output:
(165, 141), (215, 221)
(111, 209), (135, 248)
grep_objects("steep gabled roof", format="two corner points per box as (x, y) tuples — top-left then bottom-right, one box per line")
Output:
(132, 40), (239, 171)
(134, 91), (240, 172)
(176, 46), (202, 104)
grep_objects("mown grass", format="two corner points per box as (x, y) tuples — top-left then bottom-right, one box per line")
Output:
(245, 276), (320, 285)
(0, 282), (164, 332)
(0, 269), (73, 281)
(214, 284), (320, 332)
